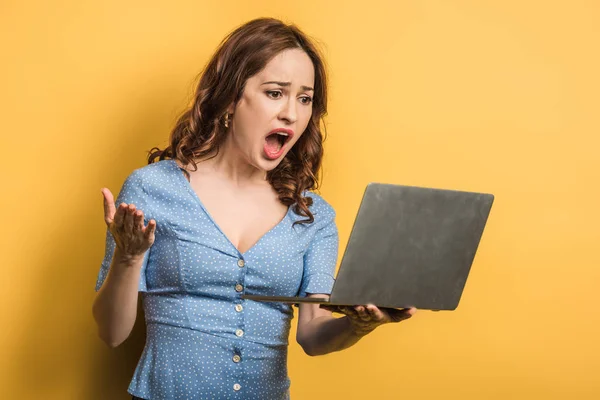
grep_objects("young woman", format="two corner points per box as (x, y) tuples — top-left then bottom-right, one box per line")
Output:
(92, 17), (416, 400)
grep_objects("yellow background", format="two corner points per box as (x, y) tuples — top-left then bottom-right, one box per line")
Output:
(1, 0), (598, 399)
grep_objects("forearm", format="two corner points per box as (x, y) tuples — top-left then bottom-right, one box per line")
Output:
(298, 315), (368, 356)
(92, 250), (143, 348)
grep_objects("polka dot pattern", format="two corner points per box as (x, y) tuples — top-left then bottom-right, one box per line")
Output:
(95, 159), (339, 400)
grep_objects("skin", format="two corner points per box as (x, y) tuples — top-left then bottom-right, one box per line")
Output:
(93, 48), (416, 353)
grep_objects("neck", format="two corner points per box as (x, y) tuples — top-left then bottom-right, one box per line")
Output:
(196, 136), (268, 188)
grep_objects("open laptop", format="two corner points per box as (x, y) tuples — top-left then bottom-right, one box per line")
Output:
(242, 182), (494, 311)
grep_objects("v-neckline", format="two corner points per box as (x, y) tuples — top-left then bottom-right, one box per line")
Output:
(170, 159), (292, 257)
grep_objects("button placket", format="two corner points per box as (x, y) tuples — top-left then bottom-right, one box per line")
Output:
(231, 257), (246, 395)
(230, 346), (243, 391)
(232, 250), (247, 397)
(234, 256), (247, 340)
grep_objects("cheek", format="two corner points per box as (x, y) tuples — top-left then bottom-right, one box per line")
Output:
(299, 108), (313, 131)
(245, 91), (273, 111)
(234, 100), (262, 136)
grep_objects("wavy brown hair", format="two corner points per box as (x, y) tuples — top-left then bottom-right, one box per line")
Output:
(148, 18), (328, 226)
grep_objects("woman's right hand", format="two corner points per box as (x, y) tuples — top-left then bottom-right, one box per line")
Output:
(102, 188), (156, 259)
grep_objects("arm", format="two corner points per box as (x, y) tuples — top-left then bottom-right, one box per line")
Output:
(296, 295), (361, 356)
(92, 188), (155, 348)
(296, 294), (417, 356)
(296, 198), (415, 355)
(92, 249), (144, 348)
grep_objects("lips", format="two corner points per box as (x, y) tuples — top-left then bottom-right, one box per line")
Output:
(263, 128), (294, 160)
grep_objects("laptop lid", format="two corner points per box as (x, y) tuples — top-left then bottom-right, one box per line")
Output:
(328, 183), (494, 310)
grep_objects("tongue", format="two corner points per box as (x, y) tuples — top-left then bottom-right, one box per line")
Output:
(265, 134), (282, 154)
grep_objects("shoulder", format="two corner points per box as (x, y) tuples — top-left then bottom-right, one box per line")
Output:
(116, 160), (179, 214)
(116, 160), (178, 204)
(303, 190), (336, 224)
(123, 159), (178, 188)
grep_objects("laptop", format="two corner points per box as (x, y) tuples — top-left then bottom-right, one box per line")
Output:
(242, 182), (495, 311)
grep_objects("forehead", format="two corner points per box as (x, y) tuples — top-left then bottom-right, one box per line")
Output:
(255, 48), (315, 86)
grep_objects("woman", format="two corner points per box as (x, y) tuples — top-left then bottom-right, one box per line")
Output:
(92, 17), (416, 400)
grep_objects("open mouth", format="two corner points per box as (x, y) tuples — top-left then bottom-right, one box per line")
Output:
(264, 131), (292, 154)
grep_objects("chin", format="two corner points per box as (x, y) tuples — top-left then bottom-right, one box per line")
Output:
(256, 154), (286, 171)
(258, 159), (281, 172)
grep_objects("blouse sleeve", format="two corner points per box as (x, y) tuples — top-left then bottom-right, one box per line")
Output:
(95, 170), (151, 292)
(298, 204), (339, 297)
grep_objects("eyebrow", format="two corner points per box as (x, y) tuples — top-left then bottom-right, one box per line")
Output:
(261, 81), (314, 92)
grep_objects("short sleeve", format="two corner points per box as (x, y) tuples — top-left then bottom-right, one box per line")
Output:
(298, 205), (339, 297)
(95, 170), (151, 292)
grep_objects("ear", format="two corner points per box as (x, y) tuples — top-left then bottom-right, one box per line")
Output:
(226, 102), (235, 115)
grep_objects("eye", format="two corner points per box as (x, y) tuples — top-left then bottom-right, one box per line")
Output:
(266, 90), (282, 99)
(300, 96), (313, 105)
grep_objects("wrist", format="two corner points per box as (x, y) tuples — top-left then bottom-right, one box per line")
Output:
(343, 316), (377, 338)
(343, 316), (369, 338)
(113, 248), (145, 268)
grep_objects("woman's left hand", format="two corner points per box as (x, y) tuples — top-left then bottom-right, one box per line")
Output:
(320, 304), (417, 337)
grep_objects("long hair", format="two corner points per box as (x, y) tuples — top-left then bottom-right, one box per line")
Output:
(148, 18), (329, 226)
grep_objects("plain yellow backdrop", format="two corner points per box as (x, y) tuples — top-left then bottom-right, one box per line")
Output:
(1, 0), (598, 399)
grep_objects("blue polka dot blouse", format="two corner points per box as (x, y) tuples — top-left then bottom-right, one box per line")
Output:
(95, 159), (339, 399)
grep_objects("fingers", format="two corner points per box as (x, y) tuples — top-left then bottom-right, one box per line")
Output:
(104, 191), (156, 256)
(102, 188), (116, 225)
(385, 307), (417, 323)
(134, 209), (144, 232)
(113, 203), (127, 227)
(355, 306), (371, 321)
(123, 204), (136, 232)
(364, 305), (417, 323)
(365, 305), (386, 322)
(144, 219), (157, 242)
(340, 306), (359, 319)
(343, 307), (375, 329)
(321, 305), (417, 326)
(113, 203), (152, 238)
(132, 208), (155, 239)
(111, 202), (148, 234)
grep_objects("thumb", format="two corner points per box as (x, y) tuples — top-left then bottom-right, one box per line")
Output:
(101, 188), (116, 225)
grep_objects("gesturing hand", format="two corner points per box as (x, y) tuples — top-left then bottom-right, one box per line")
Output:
(320, 304), (417, 337)
(102, 188), (156, 258)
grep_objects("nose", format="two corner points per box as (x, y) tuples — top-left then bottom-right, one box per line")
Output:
(278, 96), (297, 125)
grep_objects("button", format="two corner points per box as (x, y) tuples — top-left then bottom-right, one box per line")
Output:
(232, 354), (241, 363)
(235, 329), (244, 337)
(235, 304), (243, 312)
(233, 383), (241, 391)
(235, 284), (243, 292)
(237, 259), (245, 268)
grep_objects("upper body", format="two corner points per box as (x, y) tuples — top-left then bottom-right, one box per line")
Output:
(92, 17), (415, 399)
(95, 157), (340, 348)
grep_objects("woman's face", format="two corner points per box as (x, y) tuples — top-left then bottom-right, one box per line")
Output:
(228, 48), (315, 171)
